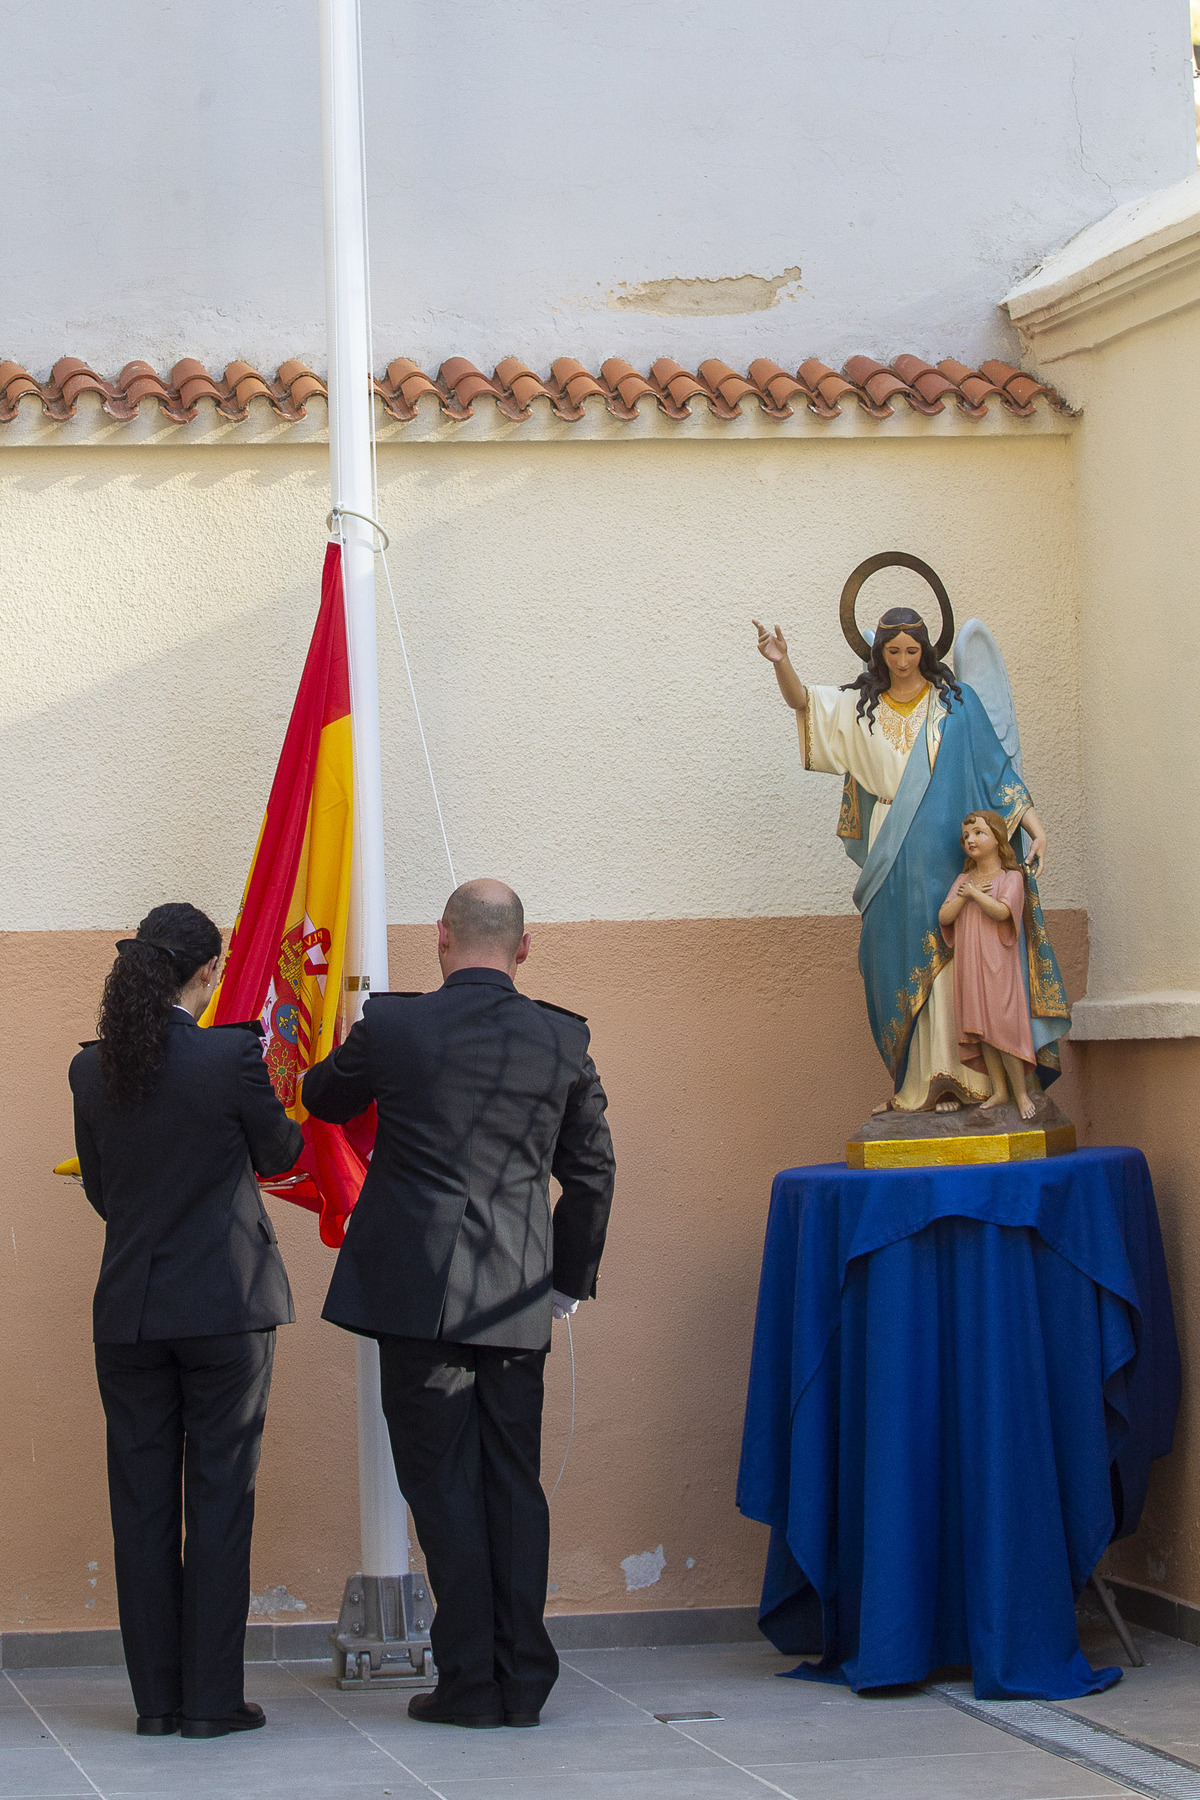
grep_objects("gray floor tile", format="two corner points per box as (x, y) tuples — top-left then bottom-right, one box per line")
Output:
(0, 1747), (95, 1798)
(572, 1663), (949, 1720)
(5, 1672), (133, 1709)
(560, 1649), (875, 1721)
(745, 1747), (1141, 1800)
(366, 1717), (717, 1778)
(678, 1703), (1025, 1768)
(62, 1736), (425, 1800)
(0, 1688), (39, 1715)
(36, 1701), (358, 1750)
(242, 1662), (331, 1699)
(1, 1636), (1189, 1800)
(0, 1717), (62, 1752)
(302, 1680), (636, 1733)
(97, 1781), (427, 1800)
(427, 1769), (783, 1799)
(564, 1644), (790, 1687)
(587, 1675), (938, 1722)
(99, 1788), (428, 1800)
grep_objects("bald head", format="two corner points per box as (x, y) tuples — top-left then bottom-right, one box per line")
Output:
(439, 879), (527, 972)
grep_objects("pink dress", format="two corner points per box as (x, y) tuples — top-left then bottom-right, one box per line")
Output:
(942, 869), (1036, 1072)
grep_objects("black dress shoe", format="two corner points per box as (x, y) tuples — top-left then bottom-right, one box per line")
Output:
(136, 1712), (181, 1736)
(504, 1710), (541, 1728)
(180, 1702), (266, 1739)
(407, 1690), (503, 1729)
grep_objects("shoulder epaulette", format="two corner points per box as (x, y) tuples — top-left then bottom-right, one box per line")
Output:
(374, 990), (424, 998)
(533, 997), (588, 1024)
(210, 1018), (265, 1037)
(78, 1039), (98, 1049)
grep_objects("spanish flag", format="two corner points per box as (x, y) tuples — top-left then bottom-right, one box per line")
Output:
(203, 542), (371, 1246)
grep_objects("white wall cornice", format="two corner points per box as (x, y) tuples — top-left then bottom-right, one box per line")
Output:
(1070, 991), (1200, 1041)
(0, 390), (1073, 451)
(1003, 172), (1200, 362)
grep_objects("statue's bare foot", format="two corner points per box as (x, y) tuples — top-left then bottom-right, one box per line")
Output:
(934, 1096), (960, 1113)
(871, 1099), (894, 1115)
(978, 1090), (1008, 1111)
(1014, 1091), (1037, 1121)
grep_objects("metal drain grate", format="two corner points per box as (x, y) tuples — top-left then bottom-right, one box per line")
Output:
(929, 1679), (1200, 1800)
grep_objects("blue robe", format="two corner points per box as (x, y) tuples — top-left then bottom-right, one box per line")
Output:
(838, 685), (1069, 1089)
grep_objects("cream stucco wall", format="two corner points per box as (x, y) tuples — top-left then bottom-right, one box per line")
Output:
(0, 431), (1084, 935)
(1029, 317), (1200, 1008)
(1007, 175), (1200, 1029)
(1074, 317), (1200, 1008)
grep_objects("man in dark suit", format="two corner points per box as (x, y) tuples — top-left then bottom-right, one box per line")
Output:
(303, 879), (615, 1730)
(71, 908), (301, 1738)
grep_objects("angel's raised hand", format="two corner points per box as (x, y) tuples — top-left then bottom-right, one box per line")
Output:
(753, 618), (788, 664)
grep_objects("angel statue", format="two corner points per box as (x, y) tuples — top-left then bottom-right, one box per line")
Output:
(753, 553), (1070, 1114)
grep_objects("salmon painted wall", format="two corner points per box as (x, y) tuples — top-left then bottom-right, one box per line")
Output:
(1, 912), (1087, 1629)
(1080, 1041), (1200, 1606)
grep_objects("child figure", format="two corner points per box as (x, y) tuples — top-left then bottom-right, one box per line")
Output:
(938, 810), (1038, 1119)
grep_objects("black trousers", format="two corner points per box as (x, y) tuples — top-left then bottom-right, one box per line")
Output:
(378, 1336), (559, 1718)
(94, 1330), (275, 1720)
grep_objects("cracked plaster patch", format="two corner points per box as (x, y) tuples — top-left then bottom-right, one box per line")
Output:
(249, 1584), (308, 1615)
(621, 1544), (666, 1591)
(608, 267), (803, 316)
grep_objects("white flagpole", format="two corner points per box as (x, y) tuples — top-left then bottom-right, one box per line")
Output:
(319, 0), (408, 1584)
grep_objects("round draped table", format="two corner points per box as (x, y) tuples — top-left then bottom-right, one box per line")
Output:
(736, 1147), (1179, 1699)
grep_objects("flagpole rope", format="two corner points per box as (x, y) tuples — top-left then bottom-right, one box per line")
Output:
(327, 506), (388, 550)
(378, 548), (459, 891)
(327, 506), (458, 893)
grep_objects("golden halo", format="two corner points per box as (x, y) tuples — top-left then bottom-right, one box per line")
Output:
(838, 552), (955, 662)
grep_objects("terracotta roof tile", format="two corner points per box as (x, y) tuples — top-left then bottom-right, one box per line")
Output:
(550, 357), (607, 417)
(699, 359), (759, 414)
(934, 358), (1004, 417)
(599, 358), (656, 419)
(977, 359), (1061, 416)
(890, 355), (959, 408)
(172, 358), (225, 411)
(0, 355), (1069, 429)
(746, 359), (812, 417)
(798, 359), (858, 418)
(842, 356), (923, 417)
(377, 358), (444, 420)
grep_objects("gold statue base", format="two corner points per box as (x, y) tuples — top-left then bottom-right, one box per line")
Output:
(847, 1094), (1076, 1170)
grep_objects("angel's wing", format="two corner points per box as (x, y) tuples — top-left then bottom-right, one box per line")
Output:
(952, 618), (1023, 779)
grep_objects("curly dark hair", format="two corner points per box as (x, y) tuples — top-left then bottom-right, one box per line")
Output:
(841, 606), (963, 730)
(96, 903), (223, 1108)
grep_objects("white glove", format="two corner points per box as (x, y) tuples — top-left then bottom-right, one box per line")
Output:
(551, 1289), (580, 1321)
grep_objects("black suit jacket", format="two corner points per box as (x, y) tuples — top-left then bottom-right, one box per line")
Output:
(303, 968), (615, 1349)
(70, 1012), (302, 1344)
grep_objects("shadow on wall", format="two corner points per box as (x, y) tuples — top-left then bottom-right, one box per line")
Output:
(2, 590), (313, 931)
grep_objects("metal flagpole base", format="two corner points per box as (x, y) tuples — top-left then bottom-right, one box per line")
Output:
(330, 1574), (436, 1687)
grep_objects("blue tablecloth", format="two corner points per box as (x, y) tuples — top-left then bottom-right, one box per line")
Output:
(737, 1148), (1179, 1700)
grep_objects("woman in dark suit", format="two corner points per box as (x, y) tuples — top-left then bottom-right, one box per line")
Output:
(70, 903), (302, 1739)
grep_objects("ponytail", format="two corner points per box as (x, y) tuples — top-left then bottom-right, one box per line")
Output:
(96, 903), (222, 1107)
